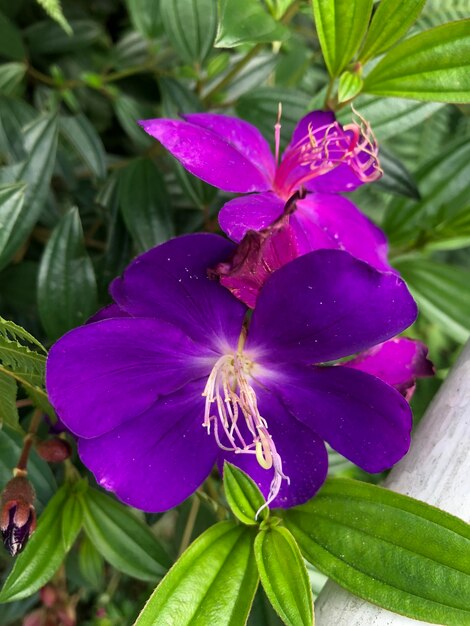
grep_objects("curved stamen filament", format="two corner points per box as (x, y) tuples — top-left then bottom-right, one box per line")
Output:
(202, 353), (289, 509)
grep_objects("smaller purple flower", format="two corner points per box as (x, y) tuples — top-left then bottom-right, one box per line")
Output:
(343, 338), (435, 401)
(46, 234), (417, 512)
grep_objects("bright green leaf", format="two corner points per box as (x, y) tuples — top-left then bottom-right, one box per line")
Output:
(37, 208), (97, 340)
(364, 20), (470, 102)
(216, 0), (289, 48)
(119, 158), (173, 252)
(59, 114), (107, 179)
(312, 0), (374, 77)
(35, 0), (72, 35)
(359, 0), (426, 62)
(223, 462), (267, 526)
(337, 70), (363, 103)
(284, 477), (470, 626)
(0, 371), (19, 432)
(83, 488), (170, 581)
(161, 0), (217, 63)
(255, 526), (314, 626)
(61, 488), (85, 552)
(134, 521), (259, 626)
(0, 11), (26, 61)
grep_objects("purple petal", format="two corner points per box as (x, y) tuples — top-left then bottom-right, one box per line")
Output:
(269, 364), (412, 472)
(286, 110), (336, 150)
(79, 382), (218, 512)
(291, 194), (392, 272)
(183, 113), (275, 184)
(219, 387), (328, 508)
(46, 318), (213, 439)
(344, 338), (435, 400)
(247, 249), (417, 364)
(110, 234), (247, 350)
(87, 303), (129, 324)
(218, 192), (285, 242)
(139, 117), (272, 193)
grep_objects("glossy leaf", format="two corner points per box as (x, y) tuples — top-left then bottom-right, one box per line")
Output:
(113, 93), (154, 149)
(312, 0), (374, 77)
(82, 488), (170, 581)
(375, 147), (421, 199)
(0, 370), (19, 432)
(37, 208), (97, 339)
(126, 0), (162, 38)
(0, 11), (25, 61)
(364, 20), (470, 102)
(255, 526), (314, 626)
(118, 158), (173, 252)
(216, 0), (289, 48)
(0, 62), (26, 96)
(223, 462), (267, 526)
(0, 183), (25, 267)
(284, 478), (470, 626)
(59, 114), (107, 179)
(393, 258), (470, 343)
(0, 485), (69, 603)
(61, 486), (85, 551)
(337, 70), (363, 103)
(359, 0), (426, 62)
(161, 0), (217, 64)
(134, 521), (259, 626)
(78, 535), (105, 589)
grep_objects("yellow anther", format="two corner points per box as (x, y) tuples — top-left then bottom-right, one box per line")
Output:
(255, 435), (273, 470)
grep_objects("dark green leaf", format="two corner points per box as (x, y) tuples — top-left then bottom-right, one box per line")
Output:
(24, 19), (103, 55)
(284, 477), (470, 626)
(0, 183), (25, 266)
(216, 0), (288, 48)
(0, 485), (69, 603)
(0, 62), (26, 96)
(82, 488), (170, 581)
(223, 462), (267, 526)
(248, 588), (284, 625)
(61, 485), (85, 552)
(159, 77), (203, 118)
(161, 0), (217, 64)
(0, 114), (58, 270)
(119, 158), (173, 252)
(59, 114), (107, 180)
(255, 526), (313, 626)
(0, 370), (19, 432)
(313, 0), (373, 77)
(126, 0), (162, 38)
(0, 11), (25, 61)
(364, 20), (470, 102)
(135, 521), (259, 626)
(375, 147), (421, 199)
(113, 93), (154, 149)
(37, 208), (97, 339)
(393, 258), (470, 343)
(78, 535), (105, 589)
(359, 0), (426, 62)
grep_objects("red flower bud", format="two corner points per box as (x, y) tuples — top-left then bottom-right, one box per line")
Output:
(35, 438), (72, 463)
(1, 476), (36, 556)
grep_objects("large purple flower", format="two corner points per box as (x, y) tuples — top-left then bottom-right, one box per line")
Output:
(46, 234), (417, 512)
(139, 109), (389, 272)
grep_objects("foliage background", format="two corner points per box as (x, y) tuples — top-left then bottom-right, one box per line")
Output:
(0, 0), (469, 624)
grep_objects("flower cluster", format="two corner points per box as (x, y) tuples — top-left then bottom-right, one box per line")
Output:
(46, 109), (433, 512)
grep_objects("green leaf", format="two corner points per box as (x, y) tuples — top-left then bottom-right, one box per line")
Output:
(393, 258), (470, 343)
(359, 0), (426, 62)
(0, 371), (19, 432)
(375, 147), (421, 199)
(312, 0), (374, 77)
(223, 462), (267, 526)
(59, 114), (107, 180)
(0, 62), (26, 96)
(337, 70), (363, 103)
(113, 93), (154, 149)
(0, 485), (69, 603)
(61, 485), (85, 552)
(35, 0), (72, 35)
(126, 0), (163, 39)
(255, 526), (314, 626)
(216, 0), (289, 48)
(37, 208), (97, 339)
(82, 488), (170, 581)
(0, 183), (25, 266)
(0, 11), (26, 61)
(0, 114), (58, 270)
(78, 535), (105, 589)
(284, 477), (470, 626)
(134, 521), (259, 626)
(363, 20), (470, 102)
(161, 0), (217, 64)
(24, 19), (103, 55)
(118, 158), (173, 252)
(159, 77), (203, 118)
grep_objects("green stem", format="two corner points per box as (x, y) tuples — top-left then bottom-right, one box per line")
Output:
(178, 496), (201, 556)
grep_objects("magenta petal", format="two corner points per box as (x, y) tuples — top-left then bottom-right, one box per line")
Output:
(110, 234), (247, 349)
(79, 382), (218, 512)
(344, 338), (435, 400)
(291, 194), (392, 272)
(139, 118), (272, 193)
(271, 364), (412, 472)
(247, 249), (417, 364)
(46, 318), (212, 439)
(219, 387), (328, 508)
(218, 192), (285, 242)
(286, 110), (335, 150)
(183, 113), (276, 184)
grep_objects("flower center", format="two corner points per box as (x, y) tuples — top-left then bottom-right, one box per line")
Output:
(202, 351), (289, 509)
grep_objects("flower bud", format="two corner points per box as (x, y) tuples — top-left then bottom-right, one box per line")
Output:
(36, 437), (72, 463)
(1, 476), (36, 556)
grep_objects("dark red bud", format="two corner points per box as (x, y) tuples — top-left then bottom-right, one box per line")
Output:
(36, 438), (72, 463)
(1, 476), (36, 556)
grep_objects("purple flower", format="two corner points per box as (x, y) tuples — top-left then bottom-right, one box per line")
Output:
(139, 109), (389, 273)
(343, 338), (435, 401)
(46, 234), (417, 512)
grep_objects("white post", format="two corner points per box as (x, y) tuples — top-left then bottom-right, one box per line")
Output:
(315, 339), (470, 626)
